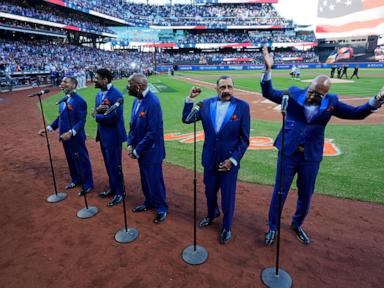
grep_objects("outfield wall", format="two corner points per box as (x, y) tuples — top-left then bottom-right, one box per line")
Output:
(157, 62), (384, 72)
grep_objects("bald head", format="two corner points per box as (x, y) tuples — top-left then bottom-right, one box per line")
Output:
(305, 75), (331, 105)
(128, 73), (148, 98)
(309, 75), (331, 95)
(129, 73), (148, 88)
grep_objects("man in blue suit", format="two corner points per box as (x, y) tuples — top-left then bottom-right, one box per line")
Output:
(182, 76), (250, 244)
(261, 46), (384, 245)
(93, 68), (127, 207)
(127, 73), (168, 224)
(39, 77), (93, 195)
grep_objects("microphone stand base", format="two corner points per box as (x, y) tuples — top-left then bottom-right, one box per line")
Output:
(77, 206), (99, 219)
(261, 267), (292, 288)
(115, 227), (139, 243)
(182, 244), (208, 265)
(47, 192), (67, 203)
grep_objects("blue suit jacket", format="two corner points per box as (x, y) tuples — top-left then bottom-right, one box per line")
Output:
(182, 96), (250, 170)
(95, 85), (127, 146)
(261, 79), (375, 161)
(127, 91), (166, 165)
(50, 92), (87, 142)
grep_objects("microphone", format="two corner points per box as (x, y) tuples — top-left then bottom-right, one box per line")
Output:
(281, 92), (289, 114)
(186, 101), (203, 122)
(28, 89), (50, 97)
(104, 98), (123, 115)
(56, 94), (70, 105)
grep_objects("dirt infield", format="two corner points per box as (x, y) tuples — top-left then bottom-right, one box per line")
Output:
(1, 88), (384, 288)
(176, 75), (384, 125)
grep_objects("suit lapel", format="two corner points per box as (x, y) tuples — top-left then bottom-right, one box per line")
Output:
(310, 95), (329, 122)
(59, 96), (73, 114)
(131, 98), (138, 123)
(132, 93), (149, 127)
(210, 98), (217, 132)
(218, 98), (237, 134)
(297, 89), (307, 106)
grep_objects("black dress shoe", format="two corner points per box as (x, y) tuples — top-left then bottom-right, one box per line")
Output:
(153, 212), (167, 224)
(199, 211), (221, 228)
(265, 230), (277, 246)
(65, 182), (78, 190)
(219, 228), (231, 244)
(78, 187), (92, 197)
(291, 225), (310, 245)
(132, 204), (152, 213)
(98, 190), (114, 198)
(107, 195), (123, 207)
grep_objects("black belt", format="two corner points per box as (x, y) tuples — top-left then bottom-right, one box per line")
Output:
(296, 145), (304, 152)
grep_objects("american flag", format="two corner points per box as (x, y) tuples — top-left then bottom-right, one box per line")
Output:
(315, 0), (384, 38)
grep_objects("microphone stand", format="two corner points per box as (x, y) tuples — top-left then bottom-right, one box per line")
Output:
(113, 107), (139, 243)
(261, 97), (292, 287)
(36, 92), (67, 203)
(62, 96), (99, 219)
(182, 111), (208, 265)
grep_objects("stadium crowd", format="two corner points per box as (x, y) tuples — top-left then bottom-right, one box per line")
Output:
(0, 18), (66, 35)
(0, 0), (115, 34)
(0, 37), (319, 76)
(180, 32), (251, 44)
(249, 31), (315, 43)
(157, 51), (319, 65)
(29, 0), (292, 27)
(177, 31), (316, 44)
(0, 39), (153, 75)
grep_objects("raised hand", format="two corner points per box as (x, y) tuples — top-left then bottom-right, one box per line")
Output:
(262, 46), (274, 71)
(189, 87), (202, 99)
(376, 86), (384, 102)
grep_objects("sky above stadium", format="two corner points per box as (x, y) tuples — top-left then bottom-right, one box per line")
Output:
(127, 0), (318, 25)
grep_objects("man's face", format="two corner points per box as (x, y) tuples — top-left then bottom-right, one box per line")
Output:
(307, 82), (329, 105)
(94, 73), (107, 89)
(216, 78), (234, 101)
(60, 77), (75, 93)
(127, 79), (141, 97)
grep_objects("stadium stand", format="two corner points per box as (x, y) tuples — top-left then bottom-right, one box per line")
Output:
(2, 0), (381, 91)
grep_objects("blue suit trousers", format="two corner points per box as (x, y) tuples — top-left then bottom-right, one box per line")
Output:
(100, 142), (123, 196)
(268, 150), (320, 231)
(62, 139), (93, 190)
(139, 162), (168, 213)
(203, 166), (239, 231)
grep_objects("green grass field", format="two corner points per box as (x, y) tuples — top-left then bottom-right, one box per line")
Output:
(42, 68), (384, 203)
